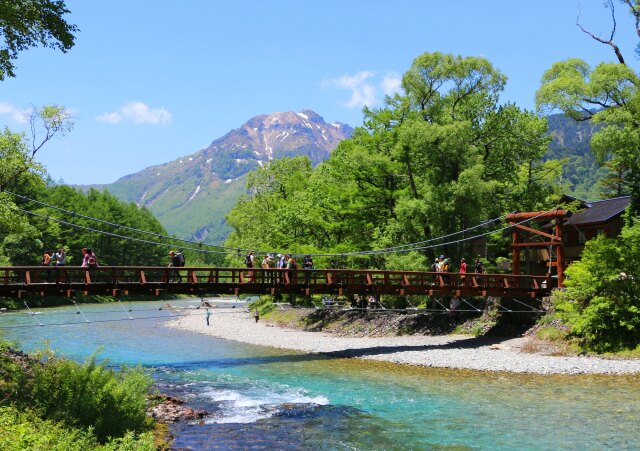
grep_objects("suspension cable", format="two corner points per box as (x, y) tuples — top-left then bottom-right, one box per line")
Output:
(7, 191), (262, 254)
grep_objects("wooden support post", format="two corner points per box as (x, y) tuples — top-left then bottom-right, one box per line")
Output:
(139, 270), (146, 285)
(555, 218), (565, 287)
(24, 271), (31, 285)
(512, 227), (520, 276)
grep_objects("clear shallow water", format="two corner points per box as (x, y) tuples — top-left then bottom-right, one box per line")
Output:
(1, 300), (639, 450)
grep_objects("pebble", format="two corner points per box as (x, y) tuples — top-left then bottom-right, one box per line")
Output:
(167, 309), (640, 375)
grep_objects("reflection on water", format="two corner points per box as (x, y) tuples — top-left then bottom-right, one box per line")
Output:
(1, 300), (639, 450)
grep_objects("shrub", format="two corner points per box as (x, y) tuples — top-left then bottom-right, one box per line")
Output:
(0, 405), (155, 450)
(552, 214), (640, 352)
(21, 348), (153, 443)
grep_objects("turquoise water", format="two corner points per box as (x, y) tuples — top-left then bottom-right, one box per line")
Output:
(1, 300), (639, 449)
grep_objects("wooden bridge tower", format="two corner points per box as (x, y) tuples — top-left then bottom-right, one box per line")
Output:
(506, 210), (570, 287)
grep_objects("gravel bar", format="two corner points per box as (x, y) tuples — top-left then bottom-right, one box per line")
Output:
(167, 309), (640, 375)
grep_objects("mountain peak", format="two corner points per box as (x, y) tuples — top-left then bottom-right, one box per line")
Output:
(102, 109), (354, 243)
(207, 109), (353, 166)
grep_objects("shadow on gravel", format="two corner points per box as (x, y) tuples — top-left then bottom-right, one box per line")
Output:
(320, 335), (509, 359)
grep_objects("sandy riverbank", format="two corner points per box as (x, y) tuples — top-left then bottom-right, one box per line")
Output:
(167, 308), (640, 375)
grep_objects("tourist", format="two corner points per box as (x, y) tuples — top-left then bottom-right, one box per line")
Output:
(276, 253), (286, 283)
(205, 308), (211, 326)
(53, 247), (67, 266)
(475, 258), (484, 274)
(245, 251), (256, 283)
(303, 254), (313, 285)
(261, 254), (271, 284)
(41, 250), (52, 266)
(442, 258), (450, 284)
(168, 251), (183, 282)
(254, 308), (259, 323)
(459, 257), (467, 286)
(81, 248), (99, 268)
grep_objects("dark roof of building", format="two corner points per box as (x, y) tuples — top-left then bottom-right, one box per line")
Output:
(564, 196), (631, 226)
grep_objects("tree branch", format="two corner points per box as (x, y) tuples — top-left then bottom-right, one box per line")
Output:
(576, 1), (626, 64)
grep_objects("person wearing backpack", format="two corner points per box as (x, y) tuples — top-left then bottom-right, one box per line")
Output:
(81, 248), (99, 269)
(287, 255), (298, 284)
(168, 251), (183, 282)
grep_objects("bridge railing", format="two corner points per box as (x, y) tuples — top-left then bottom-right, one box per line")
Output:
(0, 266), (552, 297)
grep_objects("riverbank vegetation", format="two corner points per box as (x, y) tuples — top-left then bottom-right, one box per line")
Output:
(0, 341), (156, 449)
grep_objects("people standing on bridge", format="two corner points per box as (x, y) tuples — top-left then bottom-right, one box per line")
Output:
(245, 251), (256, 283)
(41, 250), (52, 266)
(168, 251), (183, 282)
(437, 255), (445, 272)
(276, 253), (286, 283)
(81, 248), (99, 268)
(287, 255), (298, 283)
(459, 258), (467, 286)
(53, 248), (67, 266)
(303, 254), (313, 285)
(475, 258), (484, 274)
(261, 254), (271, 284)
(442, 258), (451, 285)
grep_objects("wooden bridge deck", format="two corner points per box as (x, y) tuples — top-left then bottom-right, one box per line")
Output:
(0, 266), (553, 299)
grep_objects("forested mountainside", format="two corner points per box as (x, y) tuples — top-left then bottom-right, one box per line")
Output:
(545, 113), (605, 201)
(92, 110), (353, 243)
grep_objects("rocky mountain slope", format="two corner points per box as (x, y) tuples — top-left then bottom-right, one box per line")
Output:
(100, 110), (353, 243)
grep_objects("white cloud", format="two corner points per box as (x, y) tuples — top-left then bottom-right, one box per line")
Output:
(96, 112), (122, 124)
(97, 101), (171, 125)
(381, 72), (402, 96)
(322, 71), (378, 108)
(0, 102), (29, 123)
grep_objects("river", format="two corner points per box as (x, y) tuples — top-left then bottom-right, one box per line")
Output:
(1, 299), (639, 450)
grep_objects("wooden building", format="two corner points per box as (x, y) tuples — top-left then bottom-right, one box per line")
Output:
(525, 195), (632, 275)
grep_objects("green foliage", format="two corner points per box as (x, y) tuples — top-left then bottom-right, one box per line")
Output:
(537, 59), (640, 213)
(0, 406), (155, 450)
(21, 348), (153, 442)
(0, 127), (46, 193)
(0, 405), (98, 450)
(250, 296), (278, 315)
(0, 0), (78, 80)
(552, 215), (640, 352)
(0, 342), (155, 447)
(226, 51), (561, 268)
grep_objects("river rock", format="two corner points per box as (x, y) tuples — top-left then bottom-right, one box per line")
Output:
(148, 394), (208, 423)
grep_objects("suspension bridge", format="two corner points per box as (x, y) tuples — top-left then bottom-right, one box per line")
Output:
(0, 266), (553, 299)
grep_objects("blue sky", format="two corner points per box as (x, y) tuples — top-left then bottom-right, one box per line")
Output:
(2, 0), (639, 185)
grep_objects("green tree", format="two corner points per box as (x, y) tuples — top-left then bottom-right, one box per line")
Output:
(536, 1), (640, 213)
(0, 0), (78, 80)
(552, 213), (640, 351)
(226, 52), (559, 269)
